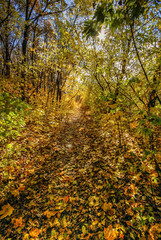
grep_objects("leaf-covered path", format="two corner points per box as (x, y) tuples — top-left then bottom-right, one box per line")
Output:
(0, 107), (161, 240)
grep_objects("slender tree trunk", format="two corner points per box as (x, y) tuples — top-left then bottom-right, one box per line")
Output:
(21, 0), (30, 101)
(22, 25), (29, 63)
(3, 0), (11, 76)
(4, 36), (10, 76)
(56, 71), (62, 102)
(130, 23), (150, 85)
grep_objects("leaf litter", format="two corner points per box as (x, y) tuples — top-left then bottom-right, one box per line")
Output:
(0, 107), (161, 239)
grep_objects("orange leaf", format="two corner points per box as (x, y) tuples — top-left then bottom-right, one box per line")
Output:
(29, 228), (41, 238)
(63, 196), (69, 203)
(19, 185), (26, 191)
(119, 233), (124, 239)
(12, 217), (23, 228)
(130, 121), (138, 129)
(131, 183), (136, 195)
(43, 209), (57, 218)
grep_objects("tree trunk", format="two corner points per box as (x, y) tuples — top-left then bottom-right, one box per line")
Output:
(56, 71), (62, 102)
(3, 0), (11, 76)
(4, 36), (10, 76)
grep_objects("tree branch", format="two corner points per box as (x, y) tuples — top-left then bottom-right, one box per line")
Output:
(130, 23), (150, 85)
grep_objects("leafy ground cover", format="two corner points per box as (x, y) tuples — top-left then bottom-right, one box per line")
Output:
(0, 106), (161, 240)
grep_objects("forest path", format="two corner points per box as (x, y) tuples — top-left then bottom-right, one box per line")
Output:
(0, 105), (150, 240)
(53, 105), (113, 178)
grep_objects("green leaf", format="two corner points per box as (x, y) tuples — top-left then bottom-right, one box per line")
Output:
(82, 225), (86, 234)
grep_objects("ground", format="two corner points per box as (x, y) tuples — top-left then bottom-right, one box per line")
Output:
(0, 106), (161, 240)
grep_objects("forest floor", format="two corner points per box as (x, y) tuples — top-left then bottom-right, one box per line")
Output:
(0, 106), (161, 240)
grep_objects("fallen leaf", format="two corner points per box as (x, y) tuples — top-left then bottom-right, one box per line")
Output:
(102, 202), (112, 212)
(29, 228), (41, 238)
(104, 225), (118, 240)
(0, 203), (14, 219)
(58, 234), (64, 240)
(19, 185), (26, 191)
(63, 196), (69, 203)
(43, 209), (57, 218)
(130, 121), (138, 129)
(12, 217), (23, 228)
(11, 189), (20, 197)
(82, 225), (87, 234)
(62, 216), (68, 227)
(23, 233), (29, 240)
(149, 224), (161, 240)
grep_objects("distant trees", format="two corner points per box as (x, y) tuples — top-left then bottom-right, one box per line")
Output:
(0, 0), (91, 103)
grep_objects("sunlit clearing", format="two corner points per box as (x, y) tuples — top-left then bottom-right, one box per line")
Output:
(98, 28), (106, 40)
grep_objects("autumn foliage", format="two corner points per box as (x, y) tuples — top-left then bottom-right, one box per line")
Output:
(0, 0), (161, 239)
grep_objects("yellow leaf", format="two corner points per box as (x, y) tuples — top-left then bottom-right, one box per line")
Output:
(23, 233), (29, 240)
(91, 219), (98, 227)
(104, 225), (118, 240)
(102, 202), (112, 212)
(0, 203), (14, 219)
(101, 219), (106, 226)
(58, 234), (64, 240)
(62, 216), (67, 228)
(49, 194), (54, 201)
(53, 218), (60, 226)
(30, 47), (35, 52)
(11, 189), (20, 197)
(82, 225), (86, 233)
(128, 149), (136, 153)
(130, 121), (138, 129)
(88, 196), (99, 207)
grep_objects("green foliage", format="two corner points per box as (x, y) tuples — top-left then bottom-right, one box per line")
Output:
(128, 76), (140, 85)
(83, 20), (100, 39)
(0, 92), (29, 143)
(84, 0), (149, 37)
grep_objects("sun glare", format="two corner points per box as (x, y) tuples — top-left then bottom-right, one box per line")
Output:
(98, 28), (106, 40)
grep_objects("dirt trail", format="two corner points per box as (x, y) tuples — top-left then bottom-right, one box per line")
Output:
(54, 106), (109, 176)
(1, 106), (158, 240)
